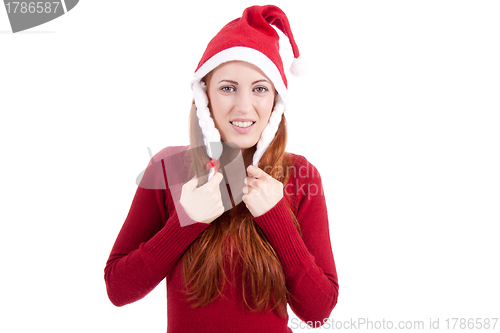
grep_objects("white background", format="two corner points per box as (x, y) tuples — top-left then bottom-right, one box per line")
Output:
(1, 1), (499, 332)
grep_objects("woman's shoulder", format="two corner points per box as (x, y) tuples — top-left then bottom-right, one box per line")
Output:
(151, 145), (190, 162)
(138, 146), (190, 190)
(282, 152), (325, 214)
(284, 151), (323, 181)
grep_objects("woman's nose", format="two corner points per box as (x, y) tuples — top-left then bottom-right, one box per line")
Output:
(235, 90), (253, 113)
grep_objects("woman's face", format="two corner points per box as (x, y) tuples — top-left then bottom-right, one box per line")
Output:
(206, 61), (276, 150)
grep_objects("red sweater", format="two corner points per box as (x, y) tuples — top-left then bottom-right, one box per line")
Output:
(104, 146), (339, 332)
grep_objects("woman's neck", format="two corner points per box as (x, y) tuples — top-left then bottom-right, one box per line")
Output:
(241, 146), (256, 169)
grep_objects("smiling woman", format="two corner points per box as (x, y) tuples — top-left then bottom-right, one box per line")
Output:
(205, 61), (276, 165)
(104, 5), (339, 333)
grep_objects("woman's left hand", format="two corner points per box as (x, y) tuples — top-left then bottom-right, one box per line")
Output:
(242, 165), (284, 217)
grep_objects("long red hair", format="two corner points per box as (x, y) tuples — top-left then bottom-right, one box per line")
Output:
(181, 78), (301, 317)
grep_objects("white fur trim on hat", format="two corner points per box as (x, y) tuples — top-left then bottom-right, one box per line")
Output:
(192, 46), (289, 109)
(252, 94), (285, 166)
(192, 81), (222, 160)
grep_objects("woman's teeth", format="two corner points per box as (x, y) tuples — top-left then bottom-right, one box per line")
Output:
(231, 121), (254, 128)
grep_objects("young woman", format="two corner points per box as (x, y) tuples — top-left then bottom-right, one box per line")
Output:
(105, 5), (339, 332)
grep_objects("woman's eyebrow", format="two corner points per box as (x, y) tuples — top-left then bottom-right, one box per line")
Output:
(218, 80), (238, 85)
(252, 79), (270, 85)
(217, 79), (271, 85)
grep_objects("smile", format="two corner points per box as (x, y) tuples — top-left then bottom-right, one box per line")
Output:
(230, 121), (255, 128)
(230, 120), (256, 134)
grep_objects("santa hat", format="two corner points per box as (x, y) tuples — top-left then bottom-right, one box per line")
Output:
(190, 5), (305, 179)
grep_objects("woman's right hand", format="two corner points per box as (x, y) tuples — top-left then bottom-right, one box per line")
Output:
(180, 172), (225, 224)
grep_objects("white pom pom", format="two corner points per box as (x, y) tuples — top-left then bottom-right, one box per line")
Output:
(290, 56), (308, 77)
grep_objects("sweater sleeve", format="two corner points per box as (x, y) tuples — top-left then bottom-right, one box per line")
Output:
(253, 156), (339, 326)
(104, 153), (210, 307)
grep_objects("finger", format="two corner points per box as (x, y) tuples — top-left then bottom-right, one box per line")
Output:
(183, 176), (199, 192)
(245, 176), (258, 188)
(246, 165), (262, 178)
(207, 172), (224, 187)
(242, 186), (248, 195)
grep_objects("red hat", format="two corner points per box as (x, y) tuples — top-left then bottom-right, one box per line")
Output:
(191, 5), (305, 175)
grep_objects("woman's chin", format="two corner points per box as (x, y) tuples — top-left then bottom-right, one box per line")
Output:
(222, 137), (258, 150)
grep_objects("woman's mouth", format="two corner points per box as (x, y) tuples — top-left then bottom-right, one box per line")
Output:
(230, 120), (256, 134)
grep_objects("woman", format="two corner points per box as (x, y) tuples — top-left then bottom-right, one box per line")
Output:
(105, 5), (339, 332)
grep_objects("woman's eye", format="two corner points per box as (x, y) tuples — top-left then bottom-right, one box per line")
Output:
(254, 86), (268, 93)
(221, 86), (235, 92)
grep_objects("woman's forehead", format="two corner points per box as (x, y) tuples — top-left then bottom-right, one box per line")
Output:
(210, 61), (271, 82)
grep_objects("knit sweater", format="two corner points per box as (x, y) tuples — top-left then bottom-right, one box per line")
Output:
(104, 146), (339, 333)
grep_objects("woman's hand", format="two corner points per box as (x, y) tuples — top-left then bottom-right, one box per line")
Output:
(180, 172), (225, 224)
(242, 165), (283, 217)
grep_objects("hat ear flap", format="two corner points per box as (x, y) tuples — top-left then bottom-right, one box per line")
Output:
(252, 94), (285, 167)
(193, 80), (222, 160)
